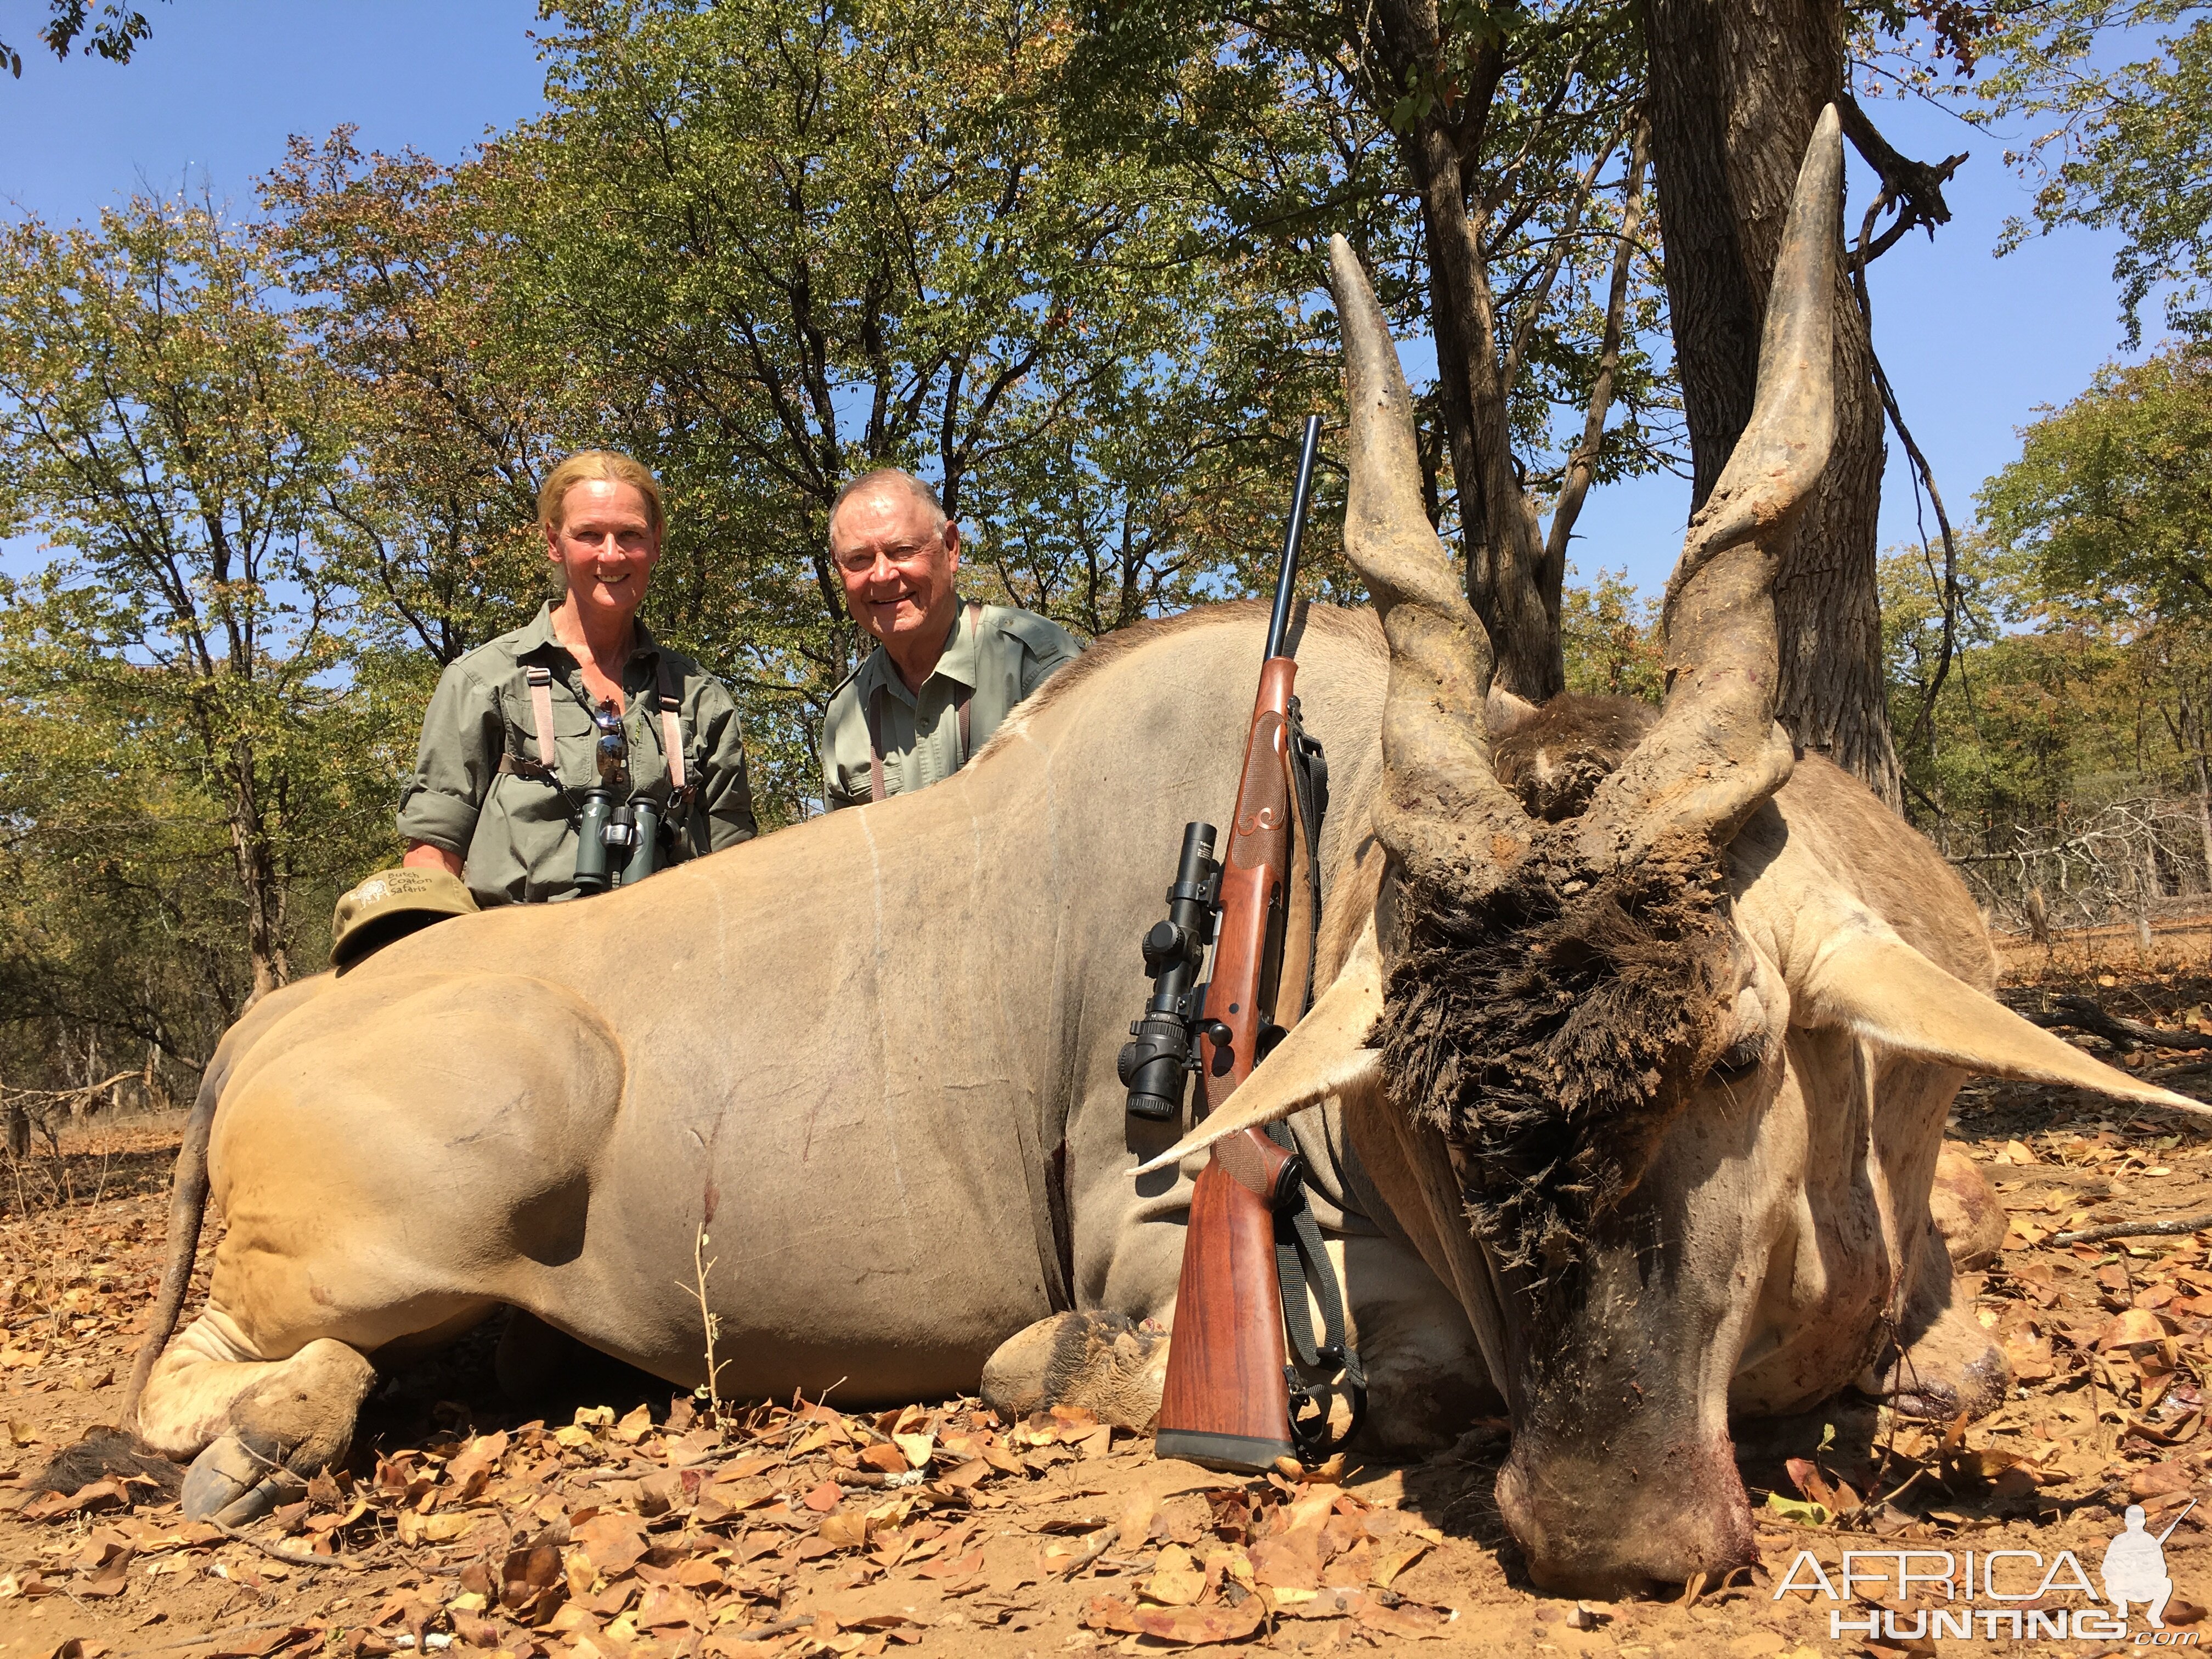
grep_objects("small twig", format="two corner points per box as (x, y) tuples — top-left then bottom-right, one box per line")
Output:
(108, 1617), (314, 1659)
(211, 1519), (360, 1573)
(681, 1226), (731, 1426)
(2050, 1212), (2212, 1247)
(838, 1469), (929, 1489)
(773, 1379), (849, 1472)
(1872, 1463), (1929, 1510)
(1043, 1523), (1120, 1578)
(726, 1615), (813, 1643)
(585, 1454), (726, 1487)
(2089, 1358), (2115, 1456)
(2027, 996), (2212, 1054)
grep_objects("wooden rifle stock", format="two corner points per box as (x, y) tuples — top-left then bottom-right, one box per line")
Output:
(1151, 413), (1325, 1472)
(1153, 658), (1307, 1471)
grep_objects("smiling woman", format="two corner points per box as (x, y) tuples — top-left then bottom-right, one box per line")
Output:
(392, 449), (759, 907)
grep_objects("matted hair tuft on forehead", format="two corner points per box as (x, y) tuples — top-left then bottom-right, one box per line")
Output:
(828, 467), (946, 539)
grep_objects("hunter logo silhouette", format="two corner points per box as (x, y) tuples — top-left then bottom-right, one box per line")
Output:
(2103, 1498), (2192, 1628)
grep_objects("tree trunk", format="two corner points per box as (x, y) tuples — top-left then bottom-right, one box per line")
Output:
(228, 738), (289, 1007)
(1645, 0), (1900, 806)
(1370, 0), (1564, 704)
(2192, 749), (2212, 890)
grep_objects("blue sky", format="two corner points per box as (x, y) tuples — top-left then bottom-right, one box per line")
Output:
(0, 4), (2157, 599)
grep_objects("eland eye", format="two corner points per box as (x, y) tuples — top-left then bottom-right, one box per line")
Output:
(1709, 1038), (1767, 1083)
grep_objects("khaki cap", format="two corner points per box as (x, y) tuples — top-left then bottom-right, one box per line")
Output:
(330, 867), (481, 968)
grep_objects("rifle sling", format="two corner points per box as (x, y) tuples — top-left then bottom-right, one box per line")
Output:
(1268, 1119), (1368, 1462)
(1273, 703), (1362, 1462)
(1285, 695), (1329, 1014)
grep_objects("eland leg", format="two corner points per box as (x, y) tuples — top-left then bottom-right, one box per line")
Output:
(1928, 1143), (2006, 1271)
(981, 1311), (1169, 1429)
(136, 1312), (377, 1523)
(131, 972), (623, 1517)
(984, 1233), (1487, 1451)
(1860, 1192), (2011, 1420)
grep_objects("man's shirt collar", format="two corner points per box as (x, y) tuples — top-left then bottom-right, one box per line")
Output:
(858, 602), (976, 708)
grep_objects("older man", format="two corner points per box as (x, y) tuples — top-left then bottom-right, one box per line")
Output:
(819, 469), (1081, 810)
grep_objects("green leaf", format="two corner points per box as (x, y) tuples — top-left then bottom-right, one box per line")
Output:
(1763, 1493), (1830, 1527)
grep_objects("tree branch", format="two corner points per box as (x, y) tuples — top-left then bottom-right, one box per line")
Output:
(2019, 994), (2212, 1053)
(1838, 91), (1966, 265)
(1544, 112), (1647, 567)
(1852, 191), (1965, 757)
(2050, 1212), (2212, 1248)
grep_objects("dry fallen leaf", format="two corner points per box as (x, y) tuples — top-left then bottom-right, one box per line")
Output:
(2100, 1308), (2171, 1350)
(572, 1512), (648, 1577)
(2131, 1459), (2197, 1498)
(918, 1547), (985, 1583)
(892, 1432), (935, 1471)
(1370, 1531), (1437, 1589)
(1353, 1592), (1457, 1641)
(1140, 1544), (1206, 1607)
(1084, 1594), (1267, 1645)
(1116, 1488), (1159, 1551)
(819, 1511), (871, 1549)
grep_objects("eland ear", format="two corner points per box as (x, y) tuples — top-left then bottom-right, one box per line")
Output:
(1134, 917), (1386, 1175)
(1801, 930), (2212, 1118)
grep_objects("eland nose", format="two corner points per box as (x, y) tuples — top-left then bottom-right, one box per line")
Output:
(1494, 1431), (1757, 1598)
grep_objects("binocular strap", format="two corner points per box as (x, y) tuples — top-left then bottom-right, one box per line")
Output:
(654, 658), (689, 798)
(496, 666), (569, 798)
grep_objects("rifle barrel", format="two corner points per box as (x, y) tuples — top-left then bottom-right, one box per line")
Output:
(2157, 1496), (2198, 1544)
(1263, 415), (1325, 663)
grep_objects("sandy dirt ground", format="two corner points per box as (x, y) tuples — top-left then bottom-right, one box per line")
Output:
(7, 955), (2212, 1658)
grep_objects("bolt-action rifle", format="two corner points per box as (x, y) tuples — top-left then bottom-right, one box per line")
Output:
(1116, 416), (1363, 1472)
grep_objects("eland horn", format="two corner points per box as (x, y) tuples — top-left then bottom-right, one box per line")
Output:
(1577, 105), (1844, 871)
(1326, 235), (1532, 894)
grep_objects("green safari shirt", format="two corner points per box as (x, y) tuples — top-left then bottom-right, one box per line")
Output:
(819, 602), (1082, 810)
(397, 602), (757, 906)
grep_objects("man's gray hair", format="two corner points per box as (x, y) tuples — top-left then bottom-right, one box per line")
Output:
(828, 468), (947, 541)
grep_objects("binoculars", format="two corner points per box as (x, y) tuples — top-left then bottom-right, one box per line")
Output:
(572, 699), (666, 894)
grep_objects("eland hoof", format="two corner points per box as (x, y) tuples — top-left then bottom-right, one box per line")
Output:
(181, 1434), (306, 1525)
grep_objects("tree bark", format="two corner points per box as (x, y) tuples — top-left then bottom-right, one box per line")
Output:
(1644, 0), (1900, 806)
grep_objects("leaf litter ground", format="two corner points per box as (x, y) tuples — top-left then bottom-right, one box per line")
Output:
(8, 957), (2212, 1656)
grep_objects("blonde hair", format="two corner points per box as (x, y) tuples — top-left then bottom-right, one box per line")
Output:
(538, 450), (665, 539)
